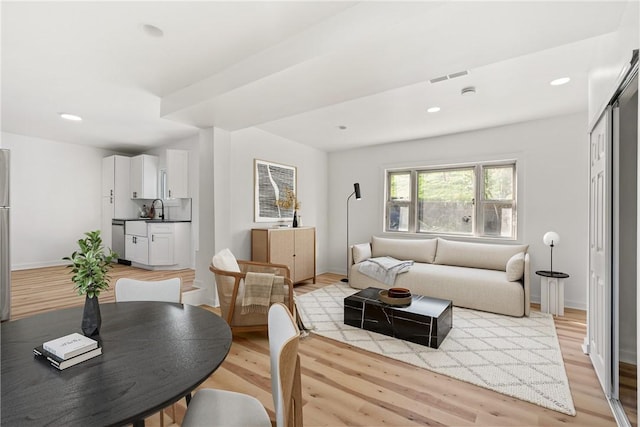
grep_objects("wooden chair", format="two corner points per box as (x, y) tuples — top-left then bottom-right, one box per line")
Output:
(114, 277), (182, 427)
(182, 303), (302, 427)
(210, 248), (294, 334)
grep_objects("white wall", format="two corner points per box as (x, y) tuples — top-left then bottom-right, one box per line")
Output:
(227, 128), (329, 272)
(1, 132), (111, 269)
(193, 128), (217, 306)
(327, 112), (589, 309)
(588, 0), (639, 128)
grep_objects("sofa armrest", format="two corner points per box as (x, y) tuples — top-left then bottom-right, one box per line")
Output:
(523, 253), (531, 316)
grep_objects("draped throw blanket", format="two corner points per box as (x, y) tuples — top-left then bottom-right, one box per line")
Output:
(242, 272), (285, 314)
(358, 256), (414, 286)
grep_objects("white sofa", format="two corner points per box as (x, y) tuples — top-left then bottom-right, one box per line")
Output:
(349, 236), (530, 317)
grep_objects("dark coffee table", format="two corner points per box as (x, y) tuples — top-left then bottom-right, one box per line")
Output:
(344, 287), (452, 349)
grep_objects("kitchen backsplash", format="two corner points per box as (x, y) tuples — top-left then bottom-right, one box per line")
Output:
(133, 198), (192, 221)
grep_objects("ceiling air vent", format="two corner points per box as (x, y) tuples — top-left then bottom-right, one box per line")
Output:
(448, 70), (468, 79)
(429, 75), (448, 84)
(429, 70), (469, 84)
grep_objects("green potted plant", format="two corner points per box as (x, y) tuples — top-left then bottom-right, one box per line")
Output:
(63, 230), (117, 336)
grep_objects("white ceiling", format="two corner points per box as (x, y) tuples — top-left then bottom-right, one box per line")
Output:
(0, 1), (632, 153)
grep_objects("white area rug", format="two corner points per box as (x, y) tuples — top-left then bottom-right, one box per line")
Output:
(296, 283), (576, 416)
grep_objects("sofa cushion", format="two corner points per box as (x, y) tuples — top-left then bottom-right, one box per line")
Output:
(434, 238), (528, 271)
(371, 236), (437, 263)
(506, 252), (526, 281)
(352, 243), (372, 264)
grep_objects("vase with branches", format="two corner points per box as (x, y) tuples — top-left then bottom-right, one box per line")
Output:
(63, 230), (117, 336)
(275, 188), (301, 227)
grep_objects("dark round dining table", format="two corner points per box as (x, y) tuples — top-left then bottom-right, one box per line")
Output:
(1, 301), (232, 426)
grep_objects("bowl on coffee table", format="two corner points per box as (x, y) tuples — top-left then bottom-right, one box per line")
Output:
(379, 287), (412, 306)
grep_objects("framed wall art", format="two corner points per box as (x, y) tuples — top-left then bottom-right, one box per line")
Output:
(254, 159), (297, 222)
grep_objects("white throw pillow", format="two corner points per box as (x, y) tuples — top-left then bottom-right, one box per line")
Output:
(211, 248), (244, 305)
(352, 243), (372, 264)
(506, 252), (525, 281)
(211, 248), (241, 273)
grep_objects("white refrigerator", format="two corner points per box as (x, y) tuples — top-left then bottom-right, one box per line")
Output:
(1, 149), (9, 321)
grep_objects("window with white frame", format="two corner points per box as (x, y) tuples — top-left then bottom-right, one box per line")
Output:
(385, 161), (517, 238)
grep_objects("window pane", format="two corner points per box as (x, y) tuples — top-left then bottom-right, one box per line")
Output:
(389, 173), (411, 201)
(388, 204), (409, 232)
(482, 203), (514, 237)
(484, 166), (514, 201)
(417, 169), (474, 234)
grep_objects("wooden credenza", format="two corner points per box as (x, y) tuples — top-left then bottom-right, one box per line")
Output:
(251, 227), (316, 284)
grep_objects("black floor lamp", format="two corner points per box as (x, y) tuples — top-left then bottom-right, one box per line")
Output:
(341, 183), (362, 283)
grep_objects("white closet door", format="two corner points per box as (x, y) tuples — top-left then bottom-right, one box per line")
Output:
(589, 107), (612, 396)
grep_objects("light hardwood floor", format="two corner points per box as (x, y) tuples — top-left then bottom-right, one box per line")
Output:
(9, 266), (624, 426)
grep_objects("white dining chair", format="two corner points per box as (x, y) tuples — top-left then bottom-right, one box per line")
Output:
(114, 277), (181, 304)
(182, 302), (302, 427)
(114, 276), (182, 427)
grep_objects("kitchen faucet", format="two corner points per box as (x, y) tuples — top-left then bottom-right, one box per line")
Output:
(151, 199), (165, 220)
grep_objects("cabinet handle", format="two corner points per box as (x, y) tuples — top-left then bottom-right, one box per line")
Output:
(110, 197), (113, 204)
(132, 191), (137, 198)
(110, 189), (113, 196)
(152, 235), (154, 242)
(168, 190), (171, 198)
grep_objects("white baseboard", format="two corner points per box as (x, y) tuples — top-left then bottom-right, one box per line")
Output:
(530, 294), (586, 311)
(12, 260), (67, 270)
(182, 288), (205, 306)
(619, 348), (637, 365)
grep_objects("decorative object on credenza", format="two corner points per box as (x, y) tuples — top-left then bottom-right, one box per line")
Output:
(63, 230), (117, 337)
(275, 187), (300, 228)
(542, 231), (560, 274)
(254, 159), (297, 223)
(341, 182), (362, 283)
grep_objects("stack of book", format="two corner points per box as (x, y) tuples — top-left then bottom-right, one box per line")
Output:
(34, 332), (102, 370)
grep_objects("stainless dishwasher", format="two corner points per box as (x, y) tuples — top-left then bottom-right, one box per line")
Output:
(111, 219), (130, 265)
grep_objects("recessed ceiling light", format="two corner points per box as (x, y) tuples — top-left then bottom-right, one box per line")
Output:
(461, 86), (476, 96)
(427, 107), (441, 113)
(142, 24), (164, 38)
(59, 113), (82, 121)
(338, 125), (347, 130)
(550, 77), (570, 86)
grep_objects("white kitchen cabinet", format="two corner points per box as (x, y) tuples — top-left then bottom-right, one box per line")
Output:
(166, 149), (189, 198)
(101, 155), (137, 248)
(125, 221), (148, 265)
(148, 223), (175, 265)
(125, 221), (190, 269)
(125, 234), (149, 265)
(130, 154), (158, 199)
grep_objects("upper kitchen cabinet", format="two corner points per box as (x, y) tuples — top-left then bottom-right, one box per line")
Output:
(165, 149), (189, 198)
(130, 154), (158, 199)
(102, 155), (137, 219)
